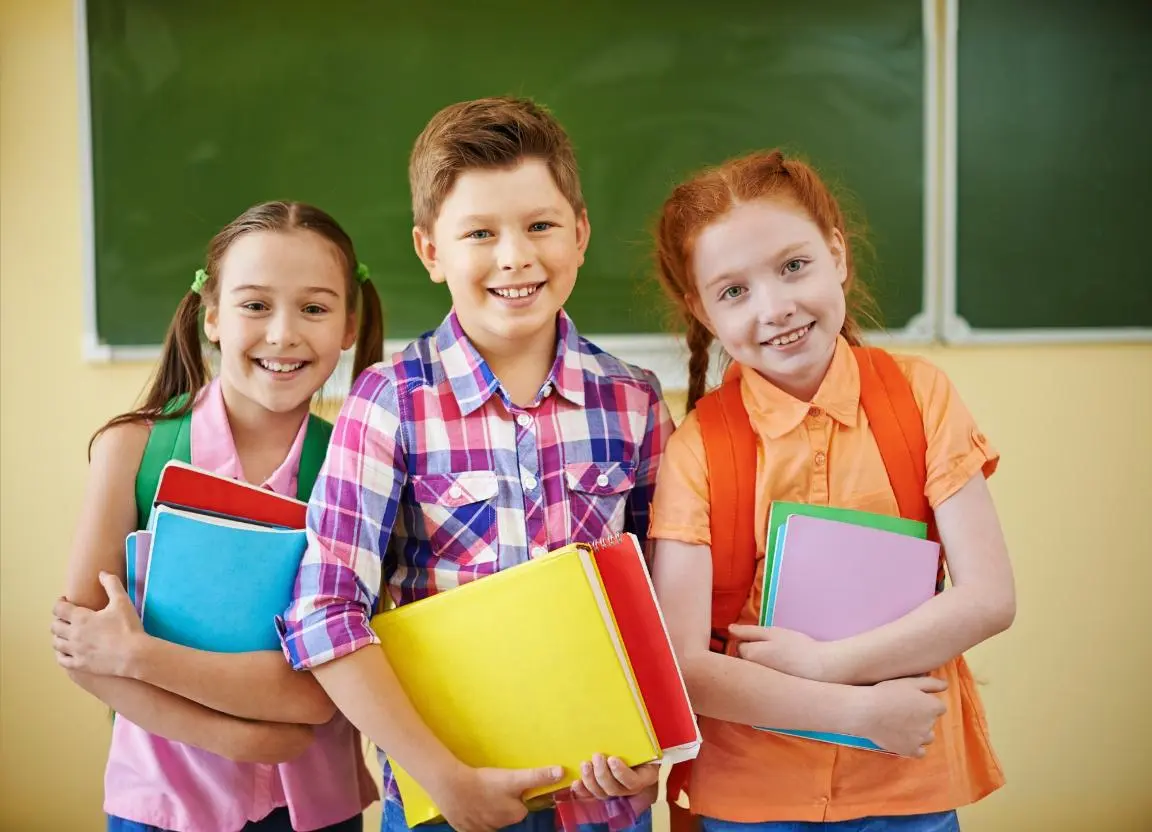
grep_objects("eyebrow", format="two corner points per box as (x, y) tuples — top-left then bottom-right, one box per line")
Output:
(456, 206), (565, 226)
(702, 242), (812, 289)
(229, 283), (341, 298)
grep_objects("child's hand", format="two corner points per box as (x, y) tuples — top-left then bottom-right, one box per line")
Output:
(430, 764), (564, 832)
(51, 572), (145, 678)
(570, 754), (660, 800)
(730, 624), (842, 682)
(855, 676), (948, 757)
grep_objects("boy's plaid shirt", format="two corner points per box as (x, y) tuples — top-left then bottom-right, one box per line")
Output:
(279, 309), (673, 813)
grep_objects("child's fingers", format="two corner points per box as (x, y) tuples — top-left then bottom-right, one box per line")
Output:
(606, 758), (659, 791)
(569, 779), (594, 800)
(727, 623), (773, 641)
(52, 636), (74, 658)
(590, 753), (628, 797)
(49, 618), (70, 638)
(52, 597), (77, 623)
(99, 571), (131, 603)
(578, 759), (611, 800)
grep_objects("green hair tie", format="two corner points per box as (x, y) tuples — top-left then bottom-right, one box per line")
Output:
(191, 268), (209, 294)
(355, 262), (371, 285)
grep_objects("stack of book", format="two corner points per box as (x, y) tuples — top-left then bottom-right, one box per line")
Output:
(372, 532), (701, 827)
(757, 502), (941, 750)
(126, 460), (308, 652)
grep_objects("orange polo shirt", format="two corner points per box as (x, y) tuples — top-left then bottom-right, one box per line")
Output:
(650, 338), (1005, 822)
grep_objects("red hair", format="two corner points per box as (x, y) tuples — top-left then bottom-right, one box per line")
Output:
(653, 149), (878, 410)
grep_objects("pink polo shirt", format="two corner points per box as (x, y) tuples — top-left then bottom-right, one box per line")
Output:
(104, 379), (378, 832)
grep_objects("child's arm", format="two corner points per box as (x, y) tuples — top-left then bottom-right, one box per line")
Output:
(56, 422), (313, 762)
(280, 370), (563, 832)
(735, 472), (1014, 685)
(652, 537), (947, 758)
(52, 574), (334, 724)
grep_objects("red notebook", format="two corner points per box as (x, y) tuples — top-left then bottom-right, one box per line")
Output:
(151, 460), (308, 530)
(589, 533), (700, 762)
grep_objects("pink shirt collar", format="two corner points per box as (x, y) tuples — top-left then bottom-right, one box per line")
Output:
(191, 378), (309, 497)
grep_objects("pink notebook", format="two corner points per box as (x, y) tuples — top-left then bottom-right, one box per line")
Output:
(765, 514), (940, 641)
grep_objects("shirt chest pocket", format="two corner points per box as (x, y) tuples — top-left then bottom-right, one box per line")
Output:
(564, 461), (636, 536)
(410, 470), (500, 567)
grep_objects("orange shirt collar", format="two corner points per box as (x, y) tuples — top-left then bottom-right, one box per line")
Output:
(737, 336), (860, 439)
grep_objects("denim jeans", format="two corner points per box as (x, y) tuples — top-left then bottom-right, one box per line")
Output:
(380, 797), (653, 832)
(699, 811), (959, 832)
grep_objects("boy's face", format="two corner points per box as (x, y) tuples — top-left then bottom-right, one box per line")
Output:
(413, 158), (590, 355)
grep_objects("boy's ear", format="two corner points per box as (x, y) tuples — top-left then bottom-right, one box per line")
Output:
(412, 226), (445, 284)
(203, 304), (220, 344)
(686, 293), (716, 336)
(574, 209), (591, 268)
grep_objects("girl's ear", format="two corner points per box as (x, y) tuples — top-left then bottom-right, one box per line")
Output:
(830, 228), (848, 285)
(203, 304), (220, 343)
(342, 310), (358, 352)
(686, 293), (716, 336)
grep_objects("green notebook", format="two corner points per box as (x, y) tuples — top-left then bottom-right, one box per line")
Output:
(758, 502), (928, 626)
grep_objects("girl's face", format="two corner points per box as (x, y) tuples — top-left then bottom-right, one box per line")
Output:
(688, 199), (848, 402)
(204, 229), (356, 419)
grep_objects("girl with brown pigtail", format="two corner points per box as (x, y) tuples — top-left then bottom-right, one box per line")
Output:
(52, 201), (383, 832)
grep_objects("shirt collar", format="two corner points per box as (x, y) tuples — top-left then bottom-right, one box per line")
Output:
(435, 309), (585, 415)
(740, 336), (860, 439)
(191, 377), (308, 496)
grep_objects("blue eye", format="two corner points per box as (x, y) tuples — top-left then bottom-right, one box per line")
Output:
(783, 259), (806, 274)
(466, 229), (493, 240)
(529, 221), (554, 232)
(720, 286), (746, 301)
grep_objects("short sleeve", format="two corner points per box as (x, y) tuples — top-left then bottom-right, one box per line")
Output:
(648, 411), (713, 546)
(897, 355), (1000, 509)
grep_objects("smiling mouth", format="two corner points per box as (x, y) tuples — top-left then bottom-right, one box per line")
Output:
(763, 322), (814, 347)
(255, 358), (308, 373)
(490, 283), (544, 299)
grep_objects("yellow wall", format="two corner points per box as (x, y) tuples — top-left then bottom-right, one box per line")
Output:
(3, 2), (1151, 829)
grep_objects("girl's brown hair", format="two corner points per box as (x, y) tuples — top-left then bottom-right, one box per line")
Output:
(92, 201), (384, 450)
(653, 149), (879, 410)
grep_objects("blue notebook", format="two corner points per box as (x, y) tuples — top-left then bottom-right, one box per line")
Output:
(140, 506), (307, 652)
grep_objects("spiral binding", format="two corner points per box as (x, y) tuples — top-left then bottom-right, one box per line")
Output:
(591, 531), (624, 550)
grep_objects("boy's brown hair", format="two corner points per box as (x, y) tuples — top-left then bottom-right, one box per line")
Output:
(408, 96), (585, 231)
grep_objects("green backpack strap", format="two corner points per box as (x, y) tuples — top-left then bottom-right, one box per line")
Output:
(134, 395), (194, 531)
(296, 414), (334, 501)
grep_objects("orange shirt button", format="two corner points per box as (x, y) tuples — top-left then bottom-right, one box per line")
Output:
(815, 451), (826, 467)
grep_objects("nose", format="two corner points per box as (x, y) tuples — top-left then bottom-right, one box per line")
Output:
(756, 282), (798, 327)
(266, 308), (301, 347)
(496, 231), (534, 272)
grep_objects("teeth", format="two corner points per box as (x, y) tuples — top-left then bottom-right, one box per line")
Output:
(768, 324), (811, 347)
(259, 359), (304, 373)
(493, 285), (540, 299)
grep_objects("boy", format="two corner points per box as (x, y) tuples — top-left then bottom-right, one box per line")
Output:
(280, 97), (674, 832)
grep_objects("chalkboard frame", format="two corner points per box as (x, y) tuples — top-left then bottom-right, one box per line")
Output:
(76, 0), (943, 390)
(940, 0), (1152, 345)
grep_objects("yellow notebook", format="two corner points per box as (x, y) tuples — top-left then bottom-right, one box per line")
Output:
(371, 544), (660, 827)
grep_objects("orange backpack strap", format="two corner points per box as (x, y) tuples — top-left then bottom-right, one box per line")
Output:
(694, 366), (759, 654)
(852, 346), (930, 525)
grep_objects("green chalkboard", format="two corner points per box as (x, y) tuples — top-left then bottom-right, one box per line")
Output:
(84, 0), (927, 347)
(955, 0), (1152, 334)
